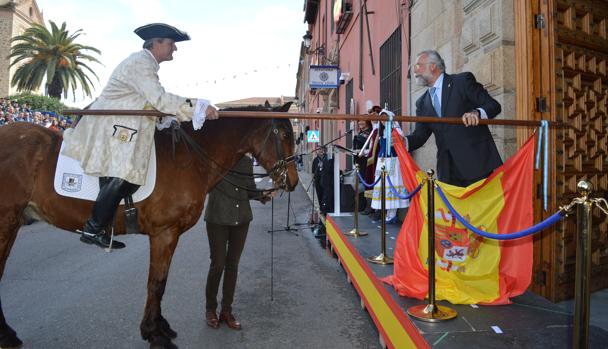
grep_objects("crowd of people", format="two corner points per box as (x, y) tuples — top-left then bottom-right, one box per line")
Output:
(0, 97), (71, 132)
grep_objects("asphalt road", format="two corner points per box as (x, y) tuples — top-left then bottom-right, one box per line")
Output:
(1, 182), (380, 349)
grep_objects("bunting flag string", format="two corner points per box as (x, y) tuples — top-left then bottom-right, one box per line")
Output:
(165, 63), (293, 90)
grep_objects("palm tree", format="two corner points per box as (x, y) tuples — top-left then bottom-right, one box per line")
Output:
(9, 20), (101, 99)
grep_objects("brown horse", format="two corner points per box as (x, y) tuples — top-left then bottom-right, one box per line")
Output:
(0, 103), (297, 349)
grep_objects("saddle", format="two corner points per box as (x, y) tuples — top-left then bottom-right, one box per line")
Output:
(54, 142), (156, 202)
(54, 141), (157, 235)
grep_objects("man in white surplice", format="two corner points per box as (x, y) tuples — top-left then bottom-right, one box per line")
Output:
(62, 23), (219, 249)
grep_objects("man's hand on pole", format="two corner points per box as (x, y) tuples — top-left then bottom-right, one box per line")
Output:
(462, 110), (480, 127)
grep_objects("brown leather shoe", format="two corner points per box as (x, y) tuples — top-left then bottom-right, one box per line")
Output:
(219, 311), (241, 330)
(206, 310), (219, 329)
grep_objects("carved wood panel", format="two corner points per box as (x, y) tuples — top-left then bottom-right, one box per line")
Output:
(553, 0), (608, 300)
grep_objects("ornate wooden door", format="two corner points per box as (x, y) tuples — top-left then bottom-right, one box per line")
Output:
(552, 0), (608, 301)
(517, 0), (608, 302)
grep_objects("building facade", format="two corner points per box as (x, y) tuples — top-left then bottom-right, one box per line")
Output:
(0, 0), (44, 98)
(296, 0), (515, 172)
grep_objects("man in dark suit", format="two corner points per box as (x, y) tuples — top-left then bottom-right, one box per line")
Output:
(312, 146), (333, 214)
(406, 50), (503, 187)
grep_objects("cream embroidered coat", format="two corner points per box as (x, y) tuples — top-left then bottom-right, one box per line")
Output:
(62, 50), (194, 186)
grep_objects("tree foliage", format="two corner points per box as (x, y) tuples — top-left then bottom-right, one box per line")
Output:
(7, 92), (71, 114)
(9, 20), (102, 100)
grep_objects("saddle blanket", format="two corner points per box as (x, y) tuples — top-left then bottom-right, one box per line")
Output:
(53, 142), (156, 203)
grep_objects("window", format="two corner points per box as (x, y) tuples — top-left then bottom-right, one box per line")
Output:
(380, 27), (402, 115)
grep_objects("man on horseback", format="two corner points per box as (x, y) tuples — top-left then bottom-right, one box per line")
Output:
(61, 23), (219, 249)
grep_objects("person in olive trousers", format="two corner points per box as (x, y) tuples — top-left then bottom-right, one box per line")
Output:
(204, 155), (271, 330)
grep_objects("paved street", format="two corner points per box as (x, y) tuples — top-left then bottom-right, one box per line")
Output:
(2, 180), (379, 349)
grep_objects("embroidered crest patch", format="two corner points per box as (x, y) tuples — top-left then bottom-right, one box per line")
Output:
(112, 125), (138, 143)
(61, 173), (83, 192)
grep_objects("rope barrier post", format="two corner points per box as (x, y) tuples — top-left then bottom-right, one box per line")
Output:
(408, 169), (457, 322)
(574, 181), (593, 349)
(347, 164), (368, 237)
(368, 165), (393, 265)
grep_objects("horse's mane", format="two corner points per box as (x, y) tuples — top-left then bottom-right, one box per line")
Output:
(221, 105), (272, 112)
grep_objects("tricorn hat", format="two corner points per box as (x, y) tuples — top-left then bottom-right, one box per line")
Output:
(134, 23), (190, 42)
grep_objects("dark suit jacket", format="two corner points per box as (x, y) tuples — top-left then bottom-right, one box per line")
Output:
(312, 154), (334, 212)
(406, 72), (503, 186)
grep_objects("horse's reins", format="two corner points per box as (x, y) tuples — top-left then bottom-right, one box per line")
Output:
(171, 119), (293, 193)
(172, 122), (266, 178)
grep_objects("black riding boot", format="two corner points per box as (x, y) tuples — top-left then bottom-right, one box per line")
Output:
(80, 177), (139, 249)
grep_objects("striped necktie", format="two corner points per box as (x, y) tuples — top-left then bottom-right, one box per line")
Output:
(430, 87), (441, 117)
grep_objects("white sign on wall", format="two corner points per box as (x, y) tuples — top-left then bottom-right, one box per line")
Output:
(309, 65), (340, 89)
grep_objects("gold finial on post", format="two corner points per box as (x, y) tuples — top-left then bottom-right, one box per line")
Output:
(577, 180), (592, 197)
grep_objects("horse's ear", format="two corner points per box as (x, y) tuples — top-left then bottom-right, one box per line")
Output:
(277, 101), (293, 112)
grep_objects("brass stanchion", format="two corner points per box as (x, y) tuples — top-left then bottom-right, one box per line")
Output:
(408, 169), (457, 322)
(347, 164), (368, 237)
(368, 164), (393, 264)
(574, 181), (592, 349)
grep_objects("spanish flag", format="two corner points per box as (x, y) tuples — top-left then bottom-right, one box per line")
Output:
(383, 135), (535, 304)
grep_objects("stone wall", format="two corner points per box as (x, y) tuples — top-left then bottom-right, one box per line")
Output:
(409, 0), (517, 172)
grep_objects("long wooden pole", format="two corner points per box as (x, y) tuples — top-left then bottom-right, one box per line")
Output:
(62, 109), (567, 129)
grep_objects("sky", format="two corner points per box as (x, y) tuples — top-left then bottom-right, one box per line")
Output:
(35, 0), (307, 107)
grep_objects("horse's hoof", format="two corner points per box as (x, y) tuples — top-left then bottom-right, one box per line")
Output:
(149, 335), (178, 349)
(159, 316), (177, 339)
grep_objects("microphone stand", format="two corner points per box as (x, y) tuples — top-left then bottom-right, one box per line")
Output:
(267, 192), (299, 236)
